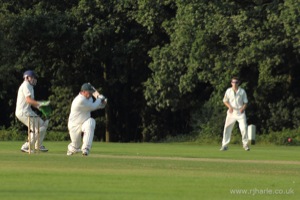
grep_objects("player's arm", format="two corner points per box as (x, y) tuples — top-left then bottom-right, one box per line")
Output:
(224, 101), (233, 113)
(25, 96), (40, 108)
(92, 88), (107, 109)
(240, 90), (248, 113)
(240, 103), (247, 113)
(223, 90), (233, 113)
(80, 98), (102, 111)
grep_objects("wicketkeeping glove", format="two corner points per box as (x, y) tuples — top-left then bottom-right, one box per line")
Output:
(38, 100), (50, 109)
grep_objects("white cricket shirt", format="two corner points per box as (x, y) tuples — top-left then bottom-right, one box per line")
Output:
(15, 81), (37, 117)
(223, 87), (248, 109)
(68, 93), (102, 126)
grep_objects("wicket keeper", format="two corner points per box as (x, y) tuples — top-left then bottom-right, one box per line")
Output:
(15, 70), (49, 153)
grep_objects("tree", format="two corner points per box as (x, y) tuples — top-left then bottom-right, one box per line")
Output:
(1, 0), (300, 142)
(144, 0), (300, 136)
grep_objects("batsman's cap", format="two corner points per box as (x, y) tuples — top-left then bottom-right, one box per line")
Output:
(23, 70), (37, 78)
(81, 83), (95, 93)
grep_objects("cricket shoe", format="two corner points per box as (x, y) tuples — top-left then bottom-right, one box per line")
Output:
(67, 150), (76, 156)
(36, 145), (48, 152)
(20, 144), (34, 153)
(67, 147), (82, 156)
(243, 145), (250, 151)
(220, 146), (228, 151)
(82, 148), (89, 156)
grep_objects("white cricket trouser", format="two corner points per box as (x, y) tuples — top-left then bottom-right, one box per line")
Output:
(68, 118), (96, 153)
(222, 110), (248, 147)
(16, 114), (48, 148)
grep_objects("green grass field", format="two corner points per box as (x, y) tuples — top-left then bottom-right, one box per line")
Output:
(0, 141), (299, 200)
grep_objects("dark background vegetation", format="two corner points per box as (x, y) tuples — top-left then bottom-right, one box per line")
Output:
(0, 0), (299, 142)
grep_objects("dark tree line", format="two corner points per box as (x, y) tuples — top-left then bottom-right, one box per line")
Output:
(0, 0), (299, 141)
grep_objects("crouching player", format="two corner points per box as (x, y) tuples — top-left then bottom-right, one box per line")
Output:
(15, 70), (49, 153)
(67, 83), (107, 156)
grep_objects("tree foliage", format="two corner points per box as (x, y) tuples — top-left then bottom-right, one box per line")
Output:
(143, 0), (300, 137)
(0, 0), (299, 141)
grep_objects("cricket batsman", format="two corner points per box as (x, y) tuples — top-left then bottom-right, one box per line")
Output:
(15, 70), (49, 153)
(67, 83), (107, 156)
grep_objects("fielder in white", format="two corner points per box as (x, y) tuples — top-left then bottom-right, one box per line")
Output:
(15, 70), (49, 153)
(220, 77), (250, 151)
(67, 83), (107, 156)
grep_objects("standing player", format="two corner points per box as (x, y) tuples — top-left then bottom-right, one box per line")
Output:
(220, 77), (250, 151)
(15, 70), (49, 153)
(67, 83), (107, 156)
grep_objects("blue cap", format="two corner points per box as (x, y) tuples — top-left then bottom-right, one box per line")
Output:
(23, 70), (37, 78)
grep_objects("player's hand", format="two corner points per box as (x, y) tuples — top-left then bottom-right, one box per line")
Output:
(37, 101), (50, 109)
(92, 91), (100, 99)
(101, 98), (107, 104)
(228, 107), (233, 113)
(98, 94), (106, 102)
